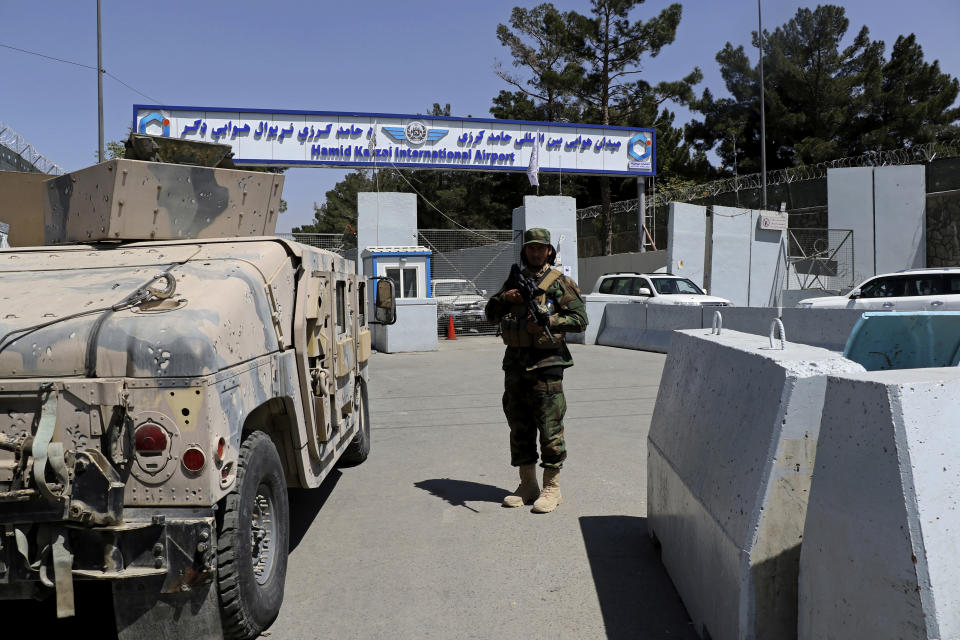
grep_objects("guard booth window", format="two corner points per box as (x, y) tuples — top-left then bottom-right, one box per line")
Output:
(385, 267), (419, 298)
(336, 280), (346, 331)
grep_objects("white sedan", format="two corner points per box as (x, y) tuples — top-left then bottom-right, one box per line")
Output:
(797, 268), (960, 311)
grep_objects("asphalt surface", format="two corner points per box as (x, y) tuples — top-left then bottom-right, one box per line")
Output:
(272, 337), (696, 640)
(3, 337), (697, 639)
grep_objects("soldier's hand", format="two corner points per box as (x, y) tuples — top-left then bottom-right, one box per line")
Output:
(504, 289), (523, 304)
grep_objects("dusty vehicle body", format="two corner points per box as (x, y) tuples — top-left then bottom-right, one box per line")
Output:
(0, 154), (393, 638)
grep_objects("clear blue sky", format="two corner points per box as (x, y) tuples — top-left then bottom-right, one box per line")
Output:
(3, 0), (958, 233)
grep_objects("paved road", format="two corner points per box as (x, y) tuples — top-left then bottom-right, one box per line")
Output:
(272, 337), (696, 640)
(3, 338), (697, 639)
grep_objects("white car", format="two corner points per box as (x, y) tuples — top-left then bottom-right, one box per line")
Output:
(431, 278), (487, 317)
(796, 268), (960, 311)
(592, 272), (733, 307)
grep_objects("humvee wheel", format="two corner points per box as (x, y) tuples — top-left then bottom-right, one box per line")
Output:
(217, 431), (289, 639)
(340, 379), (370, 465)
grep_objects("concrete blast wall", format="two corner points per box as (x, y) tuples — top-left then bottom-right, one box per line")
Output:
(667, 203), (787, 306)
(799, 367), (960, 639)
(513, 196), (578, 283)
(358, 192), (418, 251)
(827, 166), (926, 283)
(647, 330), (865, 640)
(667, 203), (706, 285)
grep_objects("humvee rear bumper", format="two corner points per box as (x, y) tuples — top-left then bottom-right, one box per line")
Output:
(0, 511), (215, 618)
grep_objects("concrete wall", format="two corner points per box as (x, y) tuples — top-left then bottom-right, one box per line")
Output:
(371, 298), (438, 353)
(667, 203), (706, 285)
(512, 195), (578, 283)
(648, 330), (864, 640)
(358, 192), (418, 252)
(750, 217), (789, 308)
(828, 166), (926, 283)
(578, 250), (667, 293)
(874, 165), (926, 274)
(800, 367), (960, 639)
(710, 207), (752, 306)
(709, 206), (787, 308)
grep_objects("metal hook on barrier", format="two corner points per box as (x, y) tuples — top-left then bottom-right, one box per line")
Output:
(769, 318), (786, 350)
(711, 310), (723, 335)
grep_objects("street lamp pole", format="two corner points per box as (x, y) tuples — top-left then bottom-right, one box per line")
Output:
(97, 0), (104, 163)
(758, 0), (768, 210)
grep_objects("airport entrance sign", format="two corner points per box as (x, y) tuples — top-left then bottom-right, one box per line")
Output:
(134, 105), (656, 177)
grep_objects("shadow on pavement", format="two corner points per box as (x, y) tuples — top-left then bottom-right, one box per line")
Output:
(579, 515), (697, 640)
(288, 468), (342, 551)
(414, 478), (510, 512)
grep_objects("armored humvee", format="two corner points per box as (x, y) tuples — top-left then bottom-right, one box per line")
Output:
(0, 146), (396, 638)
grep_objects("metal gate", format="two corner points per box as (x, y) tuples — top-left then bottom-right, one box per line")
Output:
(417, 229), (519, 336)
(786, 229), (855, 291)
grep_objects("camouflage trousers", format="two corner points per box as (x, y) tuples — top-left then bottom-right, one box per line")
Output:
(502, 367), (567, 469)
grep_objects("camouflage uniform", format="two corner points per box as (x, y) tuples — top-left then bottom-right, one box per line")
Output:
(484, 233), (588, 470)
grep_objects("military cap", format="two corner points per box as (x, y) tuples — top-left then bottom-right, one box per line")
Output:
(523, 227), (552, 245)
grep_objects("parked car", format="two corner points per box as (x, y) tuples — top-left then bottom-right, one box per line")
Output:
(796, 268), (960, 310)
(592, 272), (733, 307)
(432, 278), (487, 317)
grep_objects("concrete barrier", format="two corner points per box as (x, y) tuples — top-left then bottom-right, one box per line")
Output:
(780, 307), (863, 351)
(647, 329), (864, 640)
(799, 367), (960, 639)
(594, 303), (647, 349)
(643, 304), (703, 352)
(593, 304), (866, 353)
(701, 306), (779, 337)
(568, 295), (639, 345)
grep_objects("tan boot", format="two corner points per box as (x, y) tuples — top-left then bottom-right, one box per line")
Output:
(503, 464), (539, 507)
(532, 468), (562, 513)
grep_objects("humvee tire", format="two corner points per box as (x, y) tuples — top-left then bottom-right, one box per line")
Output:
(341, 379), (371, 465)
(217, 431), (290, 639)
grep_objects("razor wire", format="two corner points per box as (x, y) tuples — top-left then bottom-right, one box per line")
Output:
(0, 121), (64, 175)
(576, 142), (960, 221)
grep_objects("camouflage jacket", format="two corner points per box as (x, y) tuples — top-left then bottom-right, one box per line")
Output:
(484, 264), (588, 371)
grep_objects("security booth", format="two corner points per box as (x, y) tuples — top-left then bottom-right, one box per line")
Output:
(361, 246), (438, 352)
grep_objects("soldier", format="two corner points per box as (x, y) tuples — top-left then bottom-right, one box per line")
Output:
(484, 228), (588, 513)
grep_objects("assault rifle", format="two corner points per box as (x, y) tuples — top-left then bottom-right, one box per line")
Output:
(507, 264), (557, 345)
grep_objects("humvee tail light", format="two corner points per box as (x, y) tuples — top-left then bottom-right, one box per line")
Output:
(135, 423), (168, 453)
(216, 437), (226, 462)
(182, 447), (206, 472)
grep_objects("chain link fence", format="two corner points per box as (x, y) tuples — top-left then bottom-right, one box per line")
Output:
(418, 229), (518, 336)
(786, 229), (855, 292)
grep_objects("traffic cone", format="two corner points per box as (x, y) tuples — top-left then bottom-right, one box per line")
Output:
(446, 315), (457, 340)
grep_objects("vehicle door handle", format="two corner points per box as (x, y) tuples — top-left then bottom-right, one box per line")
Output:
(930, 300), (944, 307)
(882, 302), (895, 308)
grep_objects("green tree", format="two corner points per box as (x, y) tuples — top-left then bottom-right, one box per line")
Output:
(495, 4), (582, 122)
(687, 5), (958, 173)
(865, 34), (960, 148)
